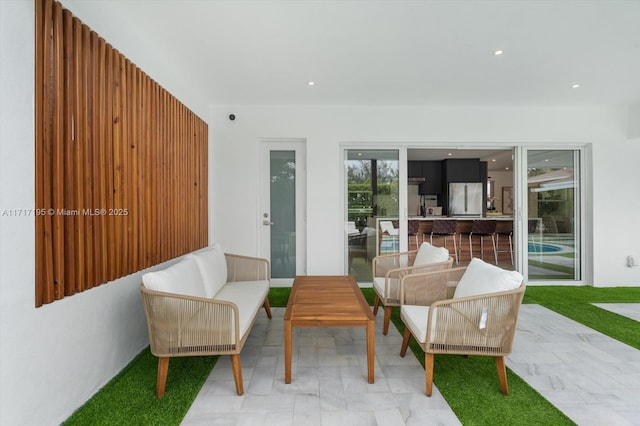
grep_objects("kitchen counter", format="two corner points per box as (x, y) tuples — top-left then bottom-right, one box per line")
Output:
(408, 216), (513, 220)
(380, 216), (514, 251)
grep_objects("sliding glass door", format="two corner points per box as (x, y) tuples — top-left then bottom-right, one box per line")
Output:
(525, 149), (581, 281)
(344, 149), (399, 282)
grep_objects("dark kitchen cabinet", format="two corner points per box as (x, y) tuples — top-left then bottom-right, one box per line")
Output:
(442, 159), (481, 183)
(408, 161), (423, 177)
(419, 161), (442, 195)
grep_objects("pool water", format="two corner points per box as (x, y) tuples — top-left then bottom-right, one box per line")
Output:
(528, 242), (562, 253)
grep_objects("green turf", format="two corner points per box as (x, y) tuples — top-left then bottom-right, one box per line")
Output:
(63, 349), (217, 426)
(64, 285), (640, 425)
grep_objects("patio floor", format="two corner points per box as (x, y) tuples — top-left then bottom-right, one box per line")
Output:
(181, 304), (640, 426)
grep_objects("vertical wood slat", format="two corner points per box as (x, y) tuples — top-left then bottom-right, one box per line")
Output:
(82, 23), (94, 292)
(35, 0), (208, 306)
(90, 30), (101, 289)
(62, 9), (76, 296)
(72, 14), (85, 295)
(97, 37), (108, 284)
(111, 48), (122, 279)
(119, 56), (130, 277)
(52, 2), (65, 300)
(105, 42), (115, 281)
(35, 0), (48, 305)
(130, 65), (139, 272)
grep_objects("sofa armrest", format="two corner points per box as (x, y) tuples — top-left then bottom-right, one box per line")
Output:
(225, 253), (270, 282)
(140, 284), (241, 356)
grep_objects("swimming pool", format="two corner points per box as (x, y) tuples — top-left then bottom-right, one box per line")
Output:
(528, 242), (563, 253)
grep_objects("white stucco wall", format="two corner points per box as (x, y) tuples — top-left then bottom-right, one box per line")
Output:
(0, 1), (209, 424)
(209, 105), (640, 287)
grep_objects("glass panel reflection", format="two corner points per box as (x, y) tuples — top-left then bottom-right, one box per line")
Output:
(527, 150), (580, 280)
(270, 151), (296, 278)
(345, 150), (399, 282)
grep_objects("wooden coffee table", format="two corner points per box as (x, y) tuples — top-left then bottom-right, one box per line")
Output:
(284, 275), (375, 384)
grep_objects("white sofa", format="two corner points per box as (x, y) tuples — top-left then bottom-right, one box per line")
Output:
(140, 243), (271, 397)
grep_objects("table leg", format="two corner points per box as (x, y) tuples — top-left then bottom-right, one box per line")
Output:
(366, 319), (375, 383)
(284, 319), (292, 384)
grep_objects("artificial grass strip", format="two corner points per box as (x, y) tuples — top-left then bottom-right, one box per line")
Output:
(63, 348), (217, 426)
(267, 287), (292, 307)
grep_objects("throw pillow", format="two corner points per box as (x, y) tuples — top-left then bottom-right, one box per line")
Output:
(453, 258), (523, 299)
(142, 257), (207, 298)
(414, 242), (449, 266)
(189, 243), (228, 298)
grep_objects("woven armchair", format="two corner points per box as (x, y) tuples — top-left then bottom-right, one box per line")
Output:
(140, 253), (271, 397)
(372, 249), (453, 335)
(399, 266), (526, 396)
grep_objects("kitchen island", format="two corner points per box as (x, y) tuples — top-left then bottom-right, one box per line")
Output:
(377, 216), (514, 264)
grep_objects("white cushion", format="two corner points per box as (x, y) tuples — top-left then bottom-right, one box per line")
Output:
(373, 276), (400, 301)
(142, 257), (207, 298)
(401, 305), (438, 344)
(214, 280), (270, 342)
(414, 242), (449, 266)
(453, 258), (523, 299)
(188, 243), (228, 298)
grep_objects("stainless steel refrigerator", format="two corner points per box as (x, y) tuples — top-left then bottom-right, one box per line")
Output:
(448, 182), (483, 216)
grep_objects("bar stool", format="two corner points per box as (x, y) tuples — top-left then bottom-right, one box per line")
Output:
(408, 220), (421, 251)
(465, 220), (497, 265)
(427, 219), (458, 265)
(495, 221), (514, 265)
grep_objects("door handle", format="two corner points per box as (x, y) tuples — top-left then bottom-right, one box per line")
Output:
(262, 219), (274, 226)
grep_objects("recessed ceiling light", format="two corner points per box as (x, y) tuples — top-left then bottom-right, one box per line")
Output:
(357, 152), (362, 156)
(494, 50), (504, 56)
(505, 167), (510, 170)
(492, 159), (496, 162)
(571, 83), (580, 89)
(448, 152), (453, 156)
(308, 81), (315, 86)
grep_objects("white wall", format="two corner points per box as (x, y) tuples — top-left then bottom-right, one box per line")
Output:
(209, 105), (640, 287)
(0, 1), (209, 424)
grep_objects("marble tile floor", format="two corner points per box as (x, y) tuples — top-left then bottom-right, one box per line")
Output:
(181, 307), (461, 426)
(591, 303), (640, 322)
(507, 304), (640, 426)
(182, 304), (640, 426)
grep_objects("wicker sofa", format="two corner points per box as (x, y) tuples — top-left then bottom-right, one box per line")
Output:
(140, 243), (271, 397)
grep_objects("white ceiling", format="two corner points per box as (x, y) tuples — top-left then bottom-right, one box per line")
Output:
(98, 0), (640, 107)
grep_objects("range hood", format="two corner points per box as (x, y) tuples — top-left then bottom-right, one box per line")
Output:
(408, 177), (426, 184)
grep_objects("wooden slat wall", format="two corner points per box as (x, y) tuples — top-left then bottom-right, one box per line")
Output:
(34, 0), (208, 307)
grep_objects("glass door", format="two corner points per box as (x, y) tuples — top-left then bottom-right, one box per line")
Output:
(525, 149), (581, 281)
(344, 149), (399, 282)
(259, 140), (307, 286)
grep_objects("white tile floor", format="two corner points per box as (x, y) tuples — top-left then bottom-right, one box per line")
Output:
(181, 308), (461, 426)
(507, 304), (640, 426)
(182, 303), (640, 426)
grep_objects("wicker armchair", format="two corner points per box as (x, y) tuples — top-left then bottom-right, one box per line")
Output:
(140, 252), (271, 397)
(372, 248), (453, 335)
(399, 264), (526, 396)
